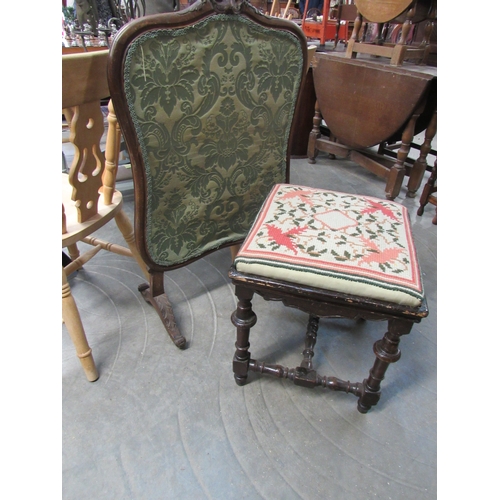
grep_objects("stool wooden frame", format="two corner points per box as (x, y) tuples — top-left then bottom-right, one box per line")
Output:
(228, 182), (428, 413)
(230, 268), (428, 413)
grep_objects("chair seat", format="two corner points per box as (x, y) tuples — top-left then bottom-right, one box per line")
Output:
(234, 183), (424, 308)
(62, 173), (124, 248)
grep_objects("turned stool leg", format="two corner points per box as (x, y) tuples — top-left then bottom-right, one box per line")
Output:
(62, 267), (99, 382)
(357, 318), (412, 413)
(231, 286), (257, 386)
(300, 315), (319, 370)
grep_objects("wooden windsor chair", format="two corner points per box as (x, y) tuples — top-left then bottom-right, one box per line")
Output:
(62, 50), (149, 381)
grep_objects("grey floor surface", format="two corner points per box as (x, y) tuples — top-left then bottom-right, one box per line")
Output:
(62, 150), (437, 500)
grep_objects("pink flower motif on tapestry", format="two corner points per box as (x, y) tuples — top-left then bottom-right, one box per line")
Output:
(358, 236), (404, 266)
(265, 224), (308, 254)
(280, 190), (317, 206)
(362, 199), (398, 220)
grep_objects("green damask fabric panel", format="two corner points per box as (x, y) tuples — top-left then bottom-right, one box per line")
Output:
(124, 14), (304, 267)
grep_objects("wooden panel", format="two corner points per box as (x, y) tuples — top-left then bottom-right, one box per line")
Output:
(312, 53), (434, 149)
(62, 46), (108, 55)
(354, 0), (411, 23)
(62, 50), (110, 109)
(354, 0), (433, 24)
(290, 67), (316, 156)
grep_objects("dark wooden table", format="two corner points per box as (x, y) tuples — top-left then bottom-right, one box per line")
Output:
(307, 52), (436, 200)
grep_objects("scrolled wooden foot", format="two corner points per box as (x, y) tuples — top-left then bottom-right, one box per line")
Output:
(138, 283), (186, 349)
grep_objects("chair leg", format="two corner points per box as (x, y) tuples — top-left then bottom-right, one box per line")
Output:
(231, 286), (257, 386)
(67, 242), (80, 262)
(307, 101), (322, 164)
(62, 267), (99, 382)
(114, 208), (150, 278)
(385, 110), (419, 200)
(357, 318), (413, 413)
(115, 209), (187, 349)
(407, 110), (437, 198)
(140, 270), (187, 349)
(417, 159), (437, 218)
(229, 244), (241, 261)
(138, 281), (187, 349)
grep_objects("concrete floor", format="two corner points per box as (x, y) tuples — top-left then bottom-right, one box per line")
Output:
(62, 148), (437, 499)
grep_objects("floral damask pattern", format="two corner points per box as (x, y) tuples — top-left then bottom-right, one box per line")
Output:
(123, 15), (304, 266)
(235, 184), (424, 307)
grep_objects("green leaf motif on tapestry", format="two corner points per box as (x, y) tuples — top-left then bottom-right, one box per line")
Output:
(254, 42), (299, 102)
(133, 39), (199, 117)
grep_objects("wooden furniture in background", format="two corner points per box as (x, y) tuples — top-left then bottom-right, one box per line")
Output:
(345, 0), (436, 66)
(378, 107), (437, 198)
(308, 52), (437, 200)
(417, 160), (437, 224)
(334, 1), (358, 48)
(62, 46), (108, 55)
(62, 50), (149, 381)
(290, 45), (317, 157)
(269, 0), (281, 16)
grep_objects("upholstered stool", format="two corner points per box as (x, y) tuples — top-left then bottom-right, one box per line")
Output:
(229, 183), (428, 413)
